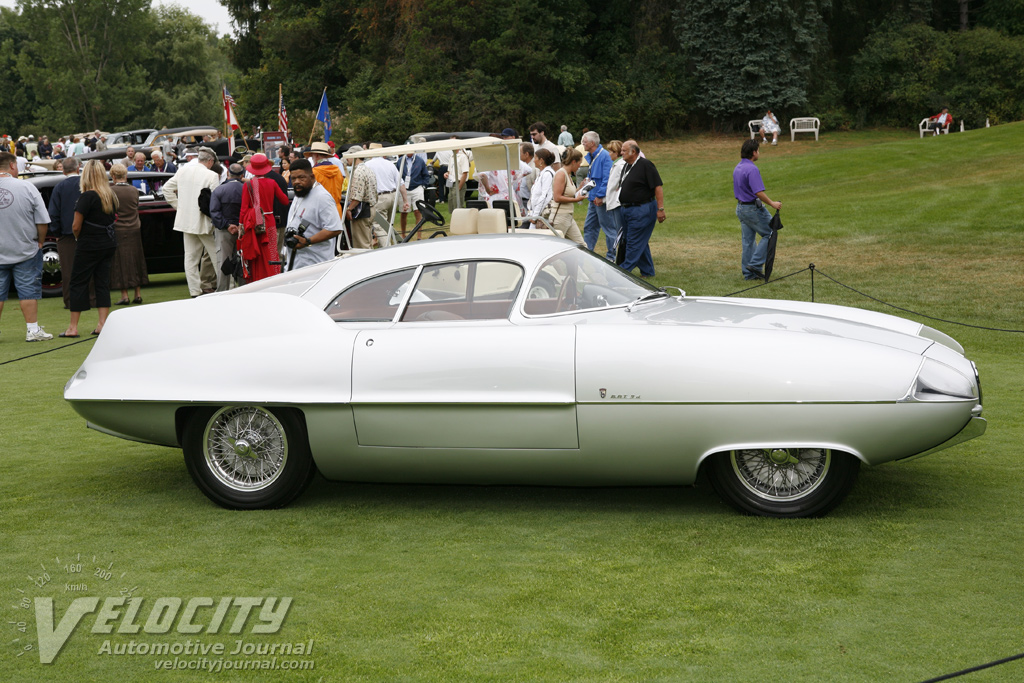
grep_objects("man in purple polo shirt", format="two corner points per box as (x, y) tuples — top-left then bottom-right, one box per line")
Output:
(733, 139), (782, 280)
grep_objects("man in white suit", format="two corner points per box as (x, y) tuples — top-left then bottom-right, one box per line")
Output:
(162, 147), (220, 297)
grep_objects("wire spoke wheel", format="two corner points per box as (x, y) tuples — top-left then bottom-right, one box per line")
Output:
(731, 448), (830, 501)
(204, 407), (288, 492)
(183, 406), (316, 509)
(707, 447), (859, 518)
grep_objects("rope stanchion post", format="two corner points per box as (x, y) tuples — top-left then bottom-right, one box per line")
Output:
(809, 263), (815, 302)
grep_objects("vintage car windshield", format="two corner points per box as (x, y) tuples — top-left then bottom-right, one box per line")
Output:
(523, 247), (659, 316)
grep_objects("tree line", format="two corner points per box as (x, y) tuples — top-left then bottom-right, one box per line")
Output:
(3, 0), (1021, 142)
(228, 0), (1023, 141)
(0, 0), (235, 137)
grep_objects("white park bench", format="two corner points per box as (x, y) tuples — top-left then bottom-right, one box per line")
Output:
(789, 117), (820, 141)
(919, 117), (953, 137)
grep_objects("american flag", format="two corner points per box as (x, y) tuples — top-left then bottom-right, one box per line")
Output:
(223, 86), (236, 107)
(278, 90), (289, 136)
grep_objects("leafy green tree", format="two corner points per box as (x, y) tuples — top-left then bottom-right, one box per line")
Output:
(15, 0), (154, 131)
(977, 0), (1024, 36)
(142, 5), (235, 129)
(0, 7), (38, 136)
(849, 23), (953, 126)
(947, 27), (1024, 126)
(675, 0), (831, 125)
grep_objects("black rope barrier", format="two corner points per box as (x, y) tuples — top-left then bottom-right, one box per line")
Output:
(0, 336), (96, 367)
(723, 263), (1024, 334)
(721, 266), (811, 298)
(918, 650), (1024, 682)
(811, 266), (1024, 333)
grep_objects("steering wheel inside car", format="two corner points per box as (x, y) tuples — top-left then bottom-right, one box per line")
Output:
(417, 200), (446, 226)
(555, 276), (578, 312)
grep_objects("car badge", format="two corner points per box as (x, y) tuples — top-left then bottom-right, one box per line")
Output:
(599, 388), (607, 399)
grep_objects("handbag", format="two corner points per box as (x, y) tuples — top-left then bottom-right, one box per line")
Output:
(242, 180), (267, 234)
(769, 209), (783, 232)
(221, 250), (247, 280)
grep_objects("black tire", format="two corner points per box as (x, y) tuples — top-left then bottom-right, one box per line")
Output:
(182, 406), (316, 510)
(706, 448), (860, 518)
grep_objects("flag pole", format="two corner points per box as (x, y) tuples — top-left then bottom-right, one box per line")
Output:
(308, 87), (326, 148)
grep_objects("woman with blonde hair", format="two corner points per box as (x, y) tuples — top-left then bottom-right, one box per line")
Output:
(604, 139), (626, 237)
(109, 163), (148, 305)
(543, 147), (586, 244)
(60, 160), (118, 337)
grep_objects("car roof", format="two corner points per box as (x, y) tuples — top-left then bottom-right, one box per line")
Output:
(150, 126), (219, 136)
(24, 171), (176, 189)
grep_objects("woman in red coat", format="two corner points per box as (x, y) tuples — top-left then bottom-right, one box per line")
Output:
(239, 153), (290, 282)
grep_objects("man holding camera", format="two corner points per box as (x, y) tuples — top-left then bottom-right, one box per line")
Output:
(282, 159), (344, 271)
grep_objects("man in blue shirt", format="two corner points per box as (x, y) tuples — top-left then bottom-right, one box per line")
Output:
(210, 164), (245, 291)
(733, 139), (782, 280)
(396, 151), (431, 240)
(46, 156), (82, 309)
(581, 131), (617, 259)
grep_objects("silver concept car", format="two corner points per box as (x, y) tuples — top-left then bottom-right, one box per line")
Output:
(64, 236), (985, 517)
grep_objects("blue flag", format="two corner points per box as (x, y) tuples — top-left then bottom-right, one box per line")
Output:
(315, 89), (332, 141)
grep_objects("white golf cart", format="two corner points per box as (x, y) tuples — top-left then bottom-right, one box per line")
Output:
(338, 136), (563, 250)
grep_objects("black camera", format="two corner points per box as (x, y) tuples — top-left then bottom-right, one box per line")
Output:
(283, 219), (311, 249)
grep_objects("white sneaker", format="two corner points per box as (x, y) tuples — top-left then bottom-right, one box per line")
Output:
(26, 327), (53, 342)
(771, 140), (777, 145)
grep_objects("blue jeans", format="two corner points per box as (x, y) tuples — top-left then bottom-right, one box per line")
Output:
(583, 200), (617, 259)
(0, 249), (43, 301)
(607, 206), (623, 234)
(619, 200), (657, 277)
(736, 203), (772, 277)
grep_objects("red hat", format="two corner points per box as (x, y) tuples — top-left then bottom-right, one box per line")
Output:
(327, 141), (335, 148)
(247, 153), (273, 176)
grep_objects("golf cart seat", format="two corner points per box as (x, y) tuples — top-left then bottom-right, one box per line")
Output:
(450, 208), (480, 235)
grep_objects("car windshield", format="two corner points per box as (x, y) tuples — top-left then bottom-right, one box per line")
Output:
(523, 247), (659, 315)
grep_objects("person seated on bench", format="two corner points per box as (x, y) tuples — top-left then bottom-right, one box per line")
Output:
(760, 110), (781, 146)
(926, 108), (953, 135)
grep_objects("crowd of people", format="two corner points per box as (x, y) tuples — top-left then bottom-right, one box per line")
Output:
(0, 120), (677, 343)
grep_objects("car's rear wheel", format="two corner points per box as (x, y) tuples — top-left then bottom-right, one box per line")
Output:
(182, 406), (316, 509)
(706, 448), (859, 518)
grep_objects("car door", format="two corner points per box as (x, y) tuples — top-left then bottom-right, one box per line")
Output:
(350, 260), (579, 449)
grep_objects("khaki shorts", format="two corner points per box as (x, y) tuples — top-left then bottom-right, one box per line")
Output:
(402, 186), (425, 212)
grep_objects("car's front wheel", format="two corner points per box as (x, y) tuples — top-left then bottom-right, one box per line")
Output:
(706, 448), (860, 518)
(182, 406), (316, 509)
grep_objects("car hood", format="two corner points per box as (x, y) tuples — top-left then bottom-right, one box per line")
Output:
(640, 296), (935, 355)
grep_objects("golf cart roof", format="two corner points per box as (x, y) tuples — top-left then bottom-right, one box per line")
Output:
(343, 137), (521, 173)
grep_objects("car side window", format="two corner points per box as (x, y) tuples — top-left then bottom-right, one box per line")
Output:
(401, 261), (524, 322)
(326, 268), (417, 322)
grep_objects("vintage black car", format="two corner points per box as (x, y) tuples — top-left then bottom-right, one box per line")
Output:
(24, 171), (181, 297)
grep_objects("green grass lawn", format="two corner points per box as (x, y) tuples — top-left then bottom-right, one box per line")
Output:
(2, 125), (1023, 682)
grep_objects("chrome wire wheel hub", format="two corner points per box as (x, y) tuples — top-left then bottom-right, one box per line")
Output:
(731, 448), (831, 501)
(204, 407), (288, 492)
